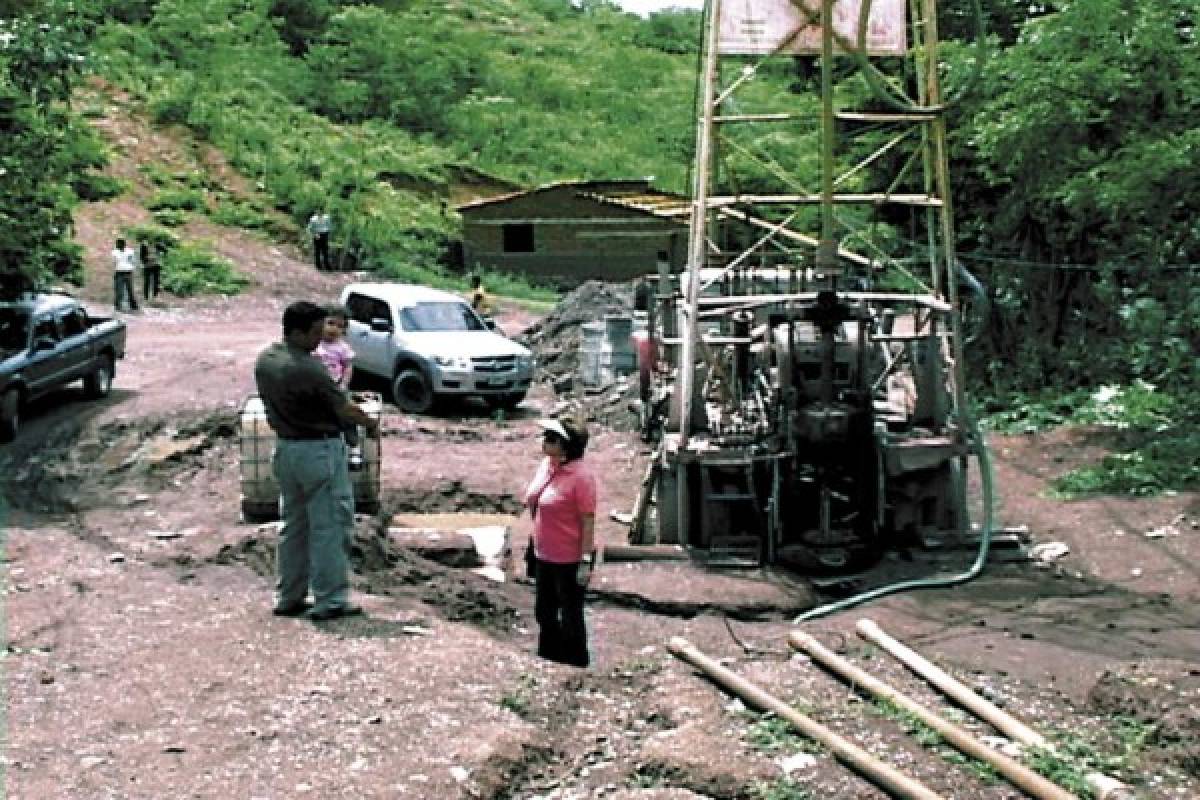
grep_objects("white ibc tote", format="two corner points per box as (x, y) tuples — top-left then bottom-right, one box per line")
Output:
(239, 392), (382, 521)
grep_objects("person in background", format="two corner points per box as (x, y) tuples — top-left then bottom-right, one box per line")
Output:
(306, 210), (332, 271)
(523, 413), (599, 667)
(315, 305), (363, 470)
(468, 274), (492, 317)
(111, 237), (139, 312)
(254, 301), (380, 621)
(140, 241), (162, 302)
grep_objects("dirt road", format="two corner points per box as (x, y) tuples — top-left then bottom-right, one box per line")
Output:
(2, 96), (1198, 799)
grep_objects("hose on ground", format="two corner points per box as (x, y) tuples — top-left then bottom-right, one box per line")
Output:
(794, 405), (994, 623)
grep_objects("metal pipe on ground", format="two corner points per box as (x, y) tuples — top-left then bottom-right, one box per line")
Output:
(855, 619), (1136, 800)
(601, 544), (689, 562)
(666, 637), (946, 800)
(788, 631), (1080, 800)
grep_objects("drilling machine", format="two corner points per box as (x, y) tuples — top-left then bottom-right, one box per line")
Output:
(630, 0), (981, 569)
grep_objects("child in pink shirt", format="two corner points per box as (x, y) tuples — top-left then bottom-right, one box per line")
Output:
(315, 307), (363, 469)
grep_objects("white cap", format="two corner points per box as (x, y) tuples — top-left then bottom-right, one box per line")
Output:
(537, 418), (569, 440)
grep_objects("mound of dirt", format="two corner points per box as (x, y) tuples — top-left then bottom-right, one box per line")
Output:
(213, 520), (527, 636)
(520, 281), (636, 370)
(1088, 661), (1200, 776)
(379, 480), (524, 517)
(519, 280), (643, 431)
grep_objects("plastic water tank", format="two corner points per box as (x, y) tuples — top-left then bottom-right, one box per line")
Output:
(580, 321), (606, 387)
(604, 315), (636, 375)
(239, 392), (383, 521)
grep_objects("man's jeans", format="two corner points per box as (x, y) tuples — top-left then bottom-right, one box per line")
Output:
(273, 438), (355, 614)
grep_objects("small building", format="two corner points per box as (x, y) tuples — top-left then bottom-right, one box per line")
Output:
(456, 179), (689, 285)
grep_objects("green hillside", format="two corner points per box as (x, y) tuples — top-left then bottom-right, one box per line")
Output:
(89, 0), (711, 281)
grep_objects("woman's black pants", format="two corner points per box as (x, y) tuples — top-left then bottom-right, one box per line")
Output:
(534, 559), (589, 667)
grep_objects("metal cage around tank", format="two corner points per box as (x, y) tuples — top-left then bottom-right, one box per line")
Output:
(238, 392), (383, 522)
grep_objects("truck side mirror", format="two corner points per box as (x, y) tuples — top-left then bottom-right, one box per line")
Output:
(484, 317), (497, 331)
(369, 317), (393, 333)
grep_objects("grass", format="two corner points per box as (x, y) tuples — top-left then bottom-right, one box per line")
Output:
(745, 712), (823, 756)
(468, 268), (560, 306)
(869, 698), (999, 785)
(751, 778), (812, 800)
(208, 199), (267, 229)
(152, 209), (189, 227)
(1049, 433), (1200, 498)
(982, 383), (1200, 497)
(147, 187), (206, 211)
(73, 172), (127, 202)
(629, 763), (675, 789)
(1023, 717), (1156, 796)
(499, 673), (538, 717)
(160, 242), (248, 296)
(120, 224), (180, 253)
(1023, 746), (1097, 797)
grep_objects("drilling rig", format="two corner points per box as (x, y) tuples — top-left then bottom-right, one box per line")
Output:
(632, 0), (983, 570)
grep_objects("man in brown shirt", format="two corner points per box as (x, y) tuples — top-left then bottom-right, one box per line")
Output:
(254, 301), (380, 620)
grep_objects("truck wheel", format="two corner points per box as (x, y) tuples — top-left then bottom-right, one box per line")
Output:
(0, 389), (19, 442)
(84, 355), (114, 398)
(392, 368), (435, 414)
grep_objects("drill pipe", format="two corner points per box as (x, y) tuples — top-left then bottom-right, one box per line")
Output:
(667, 636), (945, 800)
(788, 631), (1079, 800)
(856, 619), (1136, 800)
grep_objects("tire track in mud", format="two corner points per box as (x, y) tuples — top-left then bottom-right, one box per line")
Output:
(2, 409), (237, 515)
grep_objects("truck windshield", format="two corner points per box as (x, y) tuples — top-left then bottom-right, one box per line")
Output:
(0, 308), (30, 351)
(400, 302), (485, 332)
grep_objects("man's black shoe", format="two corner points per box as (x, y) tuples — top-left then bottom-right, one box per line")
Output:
(307, 603), (364, 621)
(272, 601), (312, 617)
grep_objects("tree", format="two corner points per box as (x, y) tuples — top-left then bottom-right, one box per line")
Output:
(0, 1), (95, 295)
(948, 0), (1199, 391)
(939, 0), (1052, 46)
(301, 6), (480, 134)
(268, 0), (333, 56)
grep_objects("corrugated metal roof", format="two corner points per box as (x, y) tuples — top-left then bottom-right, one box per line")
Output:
(577, 190), (690, 219)
(456, 179), (687, 220)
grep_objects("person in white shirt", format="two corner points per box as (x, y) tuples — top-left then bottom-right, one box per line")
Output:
(111, 238), (139, 312)
(306, 211), (332, 271)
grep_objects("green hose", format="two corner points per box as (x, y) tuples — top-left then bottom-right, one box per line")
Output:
(851, 0), (988, 114)
(794, 408), (995, 623)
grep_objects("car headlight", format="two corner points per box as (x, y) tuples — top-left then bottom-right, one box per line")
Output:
(517, 354), (535, 369)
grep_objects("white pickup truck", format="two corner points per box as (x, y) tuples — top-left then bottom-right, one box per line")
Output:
(339, 282), (534, 413)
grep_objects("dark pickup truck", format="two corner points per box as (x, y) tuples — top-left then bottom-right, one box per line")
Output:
(0, 292), (127, 441)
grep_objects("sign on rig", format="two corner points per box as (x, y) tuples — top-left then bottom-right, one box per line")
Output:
(718, 0), (907, 56)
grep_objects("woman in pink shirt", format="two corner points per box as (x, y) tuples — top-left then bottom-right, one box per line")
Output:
(524, 413), (598, 667)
